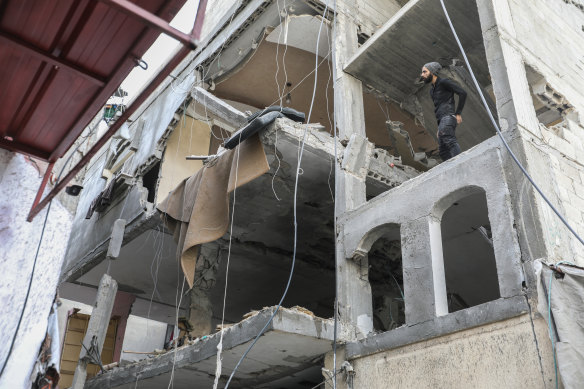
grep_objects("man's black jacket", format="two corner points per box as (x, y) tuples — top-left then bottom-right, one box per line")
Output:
(430, 77), (467, 121)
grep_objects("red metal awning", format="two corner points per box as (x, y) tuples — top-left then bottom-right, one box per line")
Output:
(0, 0), (208, 220)
(0, 0), (191, 161)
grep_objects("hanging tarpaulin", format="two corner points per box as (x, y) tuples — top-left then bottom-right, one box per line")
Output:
(536, 261), (584, 389)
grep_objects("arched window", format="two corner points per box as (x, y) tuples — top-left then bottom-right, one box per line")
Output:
(360, 224), (404, 331)
(440, 188), (500, 312)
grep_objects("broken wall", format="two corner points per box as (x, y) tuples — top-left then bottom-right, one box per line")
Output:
(502, 0), (584, 266)
(0, 150), (72, 388)
(156, 115), (211, 201)
(336, 0), (401, 39)
(61, 71), (196, 281)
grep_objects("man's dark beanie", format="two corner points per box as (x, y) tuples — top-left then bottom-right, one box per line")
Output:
(424, 62), (442, 75)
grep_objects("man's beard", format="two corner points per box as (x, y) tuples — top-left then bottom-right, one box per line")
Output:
(420, 75), (432, 84)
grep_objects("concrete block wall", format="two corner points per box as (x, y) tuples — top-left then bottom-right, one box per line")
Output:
(502, 0), (584, 266)
(336, 0), (401, 38)
(540, 120), (584, 266)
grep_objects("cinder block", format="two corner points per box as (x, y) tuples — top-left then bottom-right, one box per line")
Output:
(558, 159), (581, 181)
(563, 203), (583, 223)
(562, 130), (584, 153)
(558, 185), (571, 203)
(554, 171), (574, 192)
(572, 181), (584, 199)
(554, 137), (577, 160)
(568, 191), (584, 211)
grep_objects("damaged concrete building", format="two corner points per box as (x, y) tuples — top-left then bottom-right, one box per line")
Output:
(2, 0), (584, 388)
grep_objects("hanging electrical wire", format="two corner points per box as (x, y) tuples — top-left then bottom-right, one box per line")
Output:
(439, 0), (584, 247)
(331, 0), (339, 387)
(223, 3), (330, 387)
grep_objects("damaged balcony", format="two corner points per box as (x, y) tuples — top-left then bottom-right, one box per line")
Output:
(85, 307), (335, 388)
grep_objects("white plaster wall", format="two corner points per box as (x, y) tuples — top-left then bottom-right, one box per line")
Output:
(57, 299), (168, 364)
(0, 150), (72, 388)
(348, 315), (557, 389)
(119, 315), (168, 362)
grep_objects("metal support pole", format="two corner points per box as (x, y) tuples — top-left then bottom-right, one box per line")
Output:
(99, 0), (199, 48)
(29, 161), (54, 213)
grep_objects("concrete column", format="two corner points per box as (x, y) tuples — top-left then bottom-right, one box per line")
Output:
(477, 0), (540, 137)
(477, 0), (550, 267)
(401, 217), (444, 324)
(336, 226), (373, 336)
(71, 274), (118, 389)
(332, 12), (366, 142)
(332, 9), (368, 214)
(333, 7), (372, 334)
(188, 243), (221, 337)
(111, 291), (136, 363)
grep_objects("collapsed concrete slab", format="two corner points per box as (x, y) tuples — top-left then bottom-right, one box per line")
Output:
(86, 307), (334, 388)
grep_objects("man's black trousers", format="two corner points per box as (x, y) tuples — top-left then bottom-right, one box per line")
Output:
(437, 115), (461, 161)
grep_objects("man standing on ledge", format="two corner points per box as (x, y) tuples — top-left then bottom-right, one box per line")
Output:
(420, 62), (467, 161)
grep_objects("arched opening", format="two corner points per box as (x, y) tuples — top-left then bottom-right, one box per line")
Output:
(364, 224), (405, 332)
(440, 189), (500, 312)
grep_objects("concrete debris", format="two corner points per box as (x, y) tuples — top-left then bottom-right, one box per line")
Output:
(242, 306), (317, 321)
(367, 147), (419, 188)
(242, 310), (261, 319)
(215, 323), (235, 332)
(290, 306), (315, 317)
(386, 120), (437, 170)
(102, 362), (118, 371)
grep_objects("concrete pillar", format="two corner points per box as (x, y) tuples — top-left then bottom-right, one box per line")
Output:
(332, 12), (366, 142)
(477, 0), (549, 266)
(336, 226), (373, 335)
(332, 10), (367, 216)
(111, 291), (136, 362)
(401, 217), (445, 324)
(71, 274), (117, 389)
(332, 7), (372, 334)
(188, 243), (221, 337)
(477, 0), (540, 137)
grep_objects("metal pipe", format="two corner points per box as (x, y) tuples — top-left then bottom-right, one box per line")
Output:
(191, 0), (208, 40)
(100, 0), (198, 48)
(29, 162), (54, 213)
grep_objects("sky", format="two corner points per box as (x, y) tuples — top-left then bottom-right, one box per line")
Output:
(119, 0), (200, 101)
